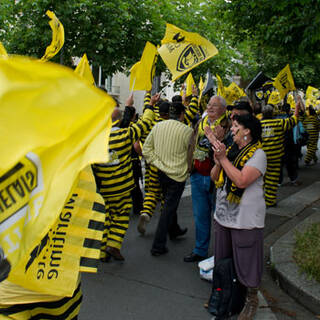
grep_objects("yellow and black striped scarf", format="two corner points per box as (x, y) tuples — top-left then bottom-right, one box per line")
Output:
(215, 141), (262, 204)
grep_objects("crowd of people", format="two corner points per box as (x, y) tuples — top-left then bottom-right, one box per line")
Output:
(92, 84), (319, 320)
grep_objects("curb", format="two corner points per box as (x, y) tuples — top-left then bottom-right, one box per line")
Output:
(270, 183), (320, 314)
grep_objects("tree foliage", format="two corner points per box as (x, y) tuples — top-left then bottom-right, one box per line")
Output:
(0, 0), (251, 86)
(210, 0), (320, 89)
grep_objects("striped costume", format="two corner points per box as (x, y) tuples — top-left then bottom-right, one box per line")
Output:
(140, 96), (199, 220)
(302, 114), (320, 165)
(260, 115), (297, 206)
(93, 108), (155, 257)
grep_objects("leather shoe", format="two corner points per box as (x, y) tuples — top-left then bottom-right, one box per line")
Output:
(151, 247), (168, 257)
(183, 252), (206, 263)
(106, 246), (125, 261)
(169, 227), (188, 240)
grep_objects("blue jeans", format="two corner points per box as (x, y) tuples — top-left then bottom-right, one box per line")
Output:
(190, 172), (215, 257)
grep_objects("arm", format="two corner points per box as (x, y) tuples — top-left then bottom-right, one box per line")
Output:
(128, 93), (159, 142)
(142, 130), (157, 165)
(183, 85), (199, 126)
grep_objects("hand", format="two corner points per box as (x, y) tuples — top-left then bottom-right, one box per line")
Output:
(204, 125), (217, 145)
(213, 125), (226, 142)
(150, 93), (161, 106)
(212, 140), (226, 160)
(125, 92), (134, 106)
(192, 84), (198, 97)
(213, 149), (220, 165)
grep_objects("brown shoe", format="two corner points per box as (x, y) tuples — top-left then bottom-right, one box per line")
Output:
(106, 246), (125, 261)
(238, 288), (259, 320)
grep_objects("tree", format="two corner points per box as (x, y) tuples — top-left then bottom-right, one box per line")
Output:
(209, 0), (320, 89)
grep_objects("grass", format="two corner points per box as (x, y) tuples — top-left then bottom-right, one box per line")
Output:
(293, 223), (320, 283)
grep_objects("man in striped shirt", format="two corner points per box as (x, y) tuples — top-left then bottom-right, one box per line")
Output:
(143, 102), (193, 256)
(93, 93), (158, 261)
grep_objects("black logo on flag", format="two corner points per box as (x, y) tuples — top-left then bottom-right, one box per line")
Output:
(173, 32), (185, 43)
(176, 44), (206, 72)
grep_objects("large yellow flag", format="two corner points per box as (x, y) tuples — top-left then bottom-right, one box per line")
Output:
(0, 56), (115, 294)
(41, 10), (65, 62)
(158, 23), (218, 81)
(0, 42), (8, 57)
(273, 64), (296, 99)
(7, 165), (106, 297)
(75, 53), (95, 85)
(129, 41), (158, 91)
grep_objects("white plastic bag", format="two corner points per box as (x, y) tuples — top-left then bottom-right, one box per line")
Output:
(198, 256), (214, 282)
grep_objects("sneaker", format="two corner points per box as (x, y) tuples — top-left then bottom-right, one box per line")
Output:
(137, 213), (150, 235)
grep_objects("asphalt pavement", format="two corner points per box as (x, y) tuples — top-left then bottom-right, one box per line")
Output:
(79, 145), (320, 320)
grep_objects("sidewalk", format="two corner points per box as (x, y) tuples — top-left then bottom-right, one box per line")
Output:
(79, 147), (320, 320)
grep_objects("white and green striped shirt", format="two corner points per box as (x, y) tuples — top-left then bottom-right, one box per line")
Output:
(143, 119), (193, 182)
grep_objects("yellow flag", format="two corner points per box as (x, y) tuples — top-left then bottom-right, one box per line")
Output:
(130, 41), (158, 91)
(198, 76), (204, 104)
(306, 85), (319, 100)
(267, 90), (281, 105)
(225, 82), (246, 105)
(75, 53), (95, 85)
(8, 166), (105, 297)
(185, 72), (196, 96)
(287, 93), (296, 110)
(0, 56), (115, 294)
(41, 10), (65, 62)
(273, 64), (296, 99)
(158, 23), (218, 81)
(216, 74), (225, 97)
(0, 42), (8, 57)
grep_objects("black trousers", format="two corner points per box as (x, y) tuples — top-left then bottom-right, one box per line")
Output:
(152, 171), (186, 251)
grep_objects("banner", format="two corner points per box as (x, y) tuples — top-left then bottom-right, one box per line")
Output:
(129, 41), (158, 91)
(0, 56), (115, 294)
(158, 23), (218, 81)
(41, 10), (65, 62)
(0, 42), (8, 57)
(74, 53), (95, 85)
(273, 64), (296, 99)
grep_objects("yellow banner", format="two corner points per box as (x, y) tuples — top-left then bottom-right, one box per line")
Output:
(268, 90), (281, 105)
(130, 41), (158, 91)
(74, 53), (95, 85)
(273, 64), (296, 99)
(158, 23), (218, 81)
(0, 56), (115, 294)
(8, 166), (105, 297)
(41, 10), (65, 62)
(0, 42), (8, 57)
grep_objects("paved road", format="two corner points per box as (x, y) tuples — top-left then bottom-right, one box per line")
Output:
(79, 145), (320, 320)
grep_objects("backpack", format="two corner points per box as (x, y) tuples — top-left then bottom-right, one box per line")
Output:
(207, 257), (247, 319)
